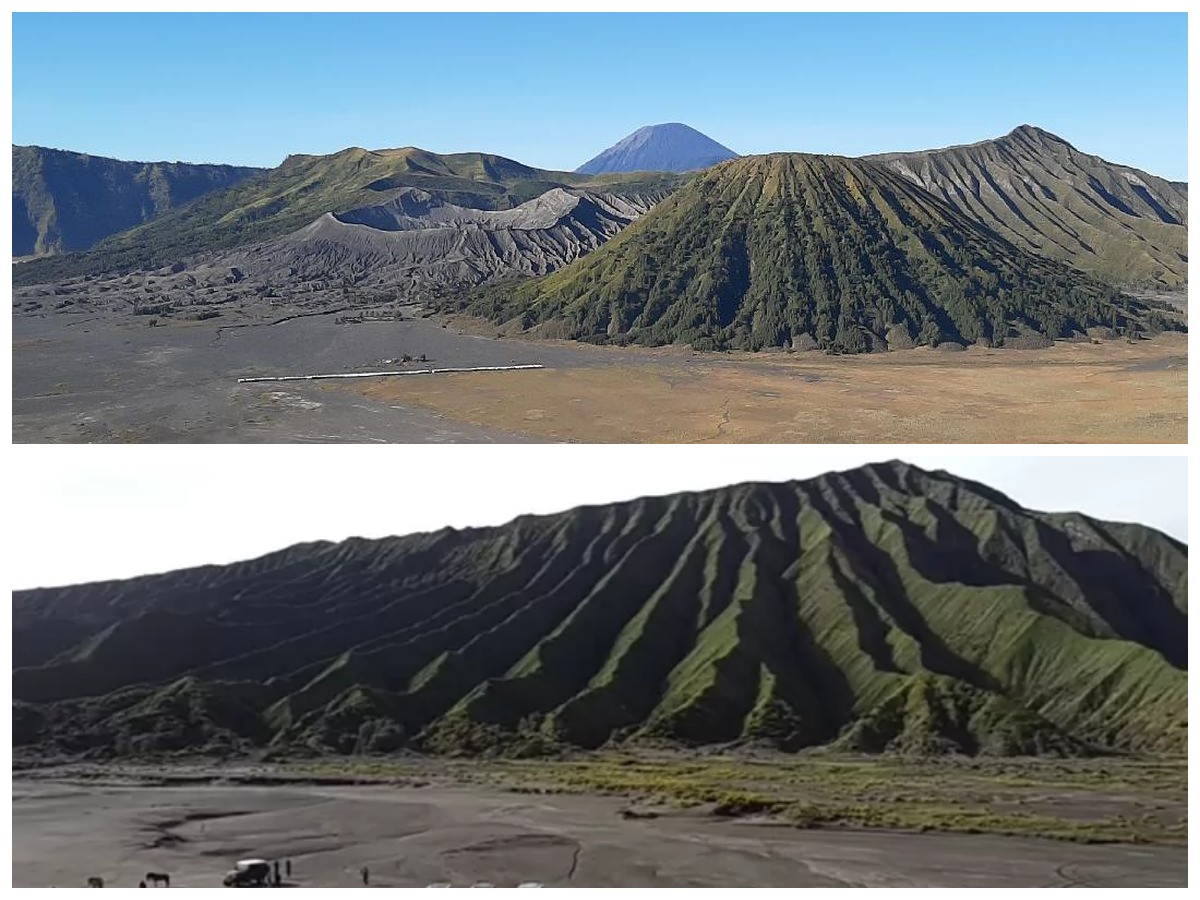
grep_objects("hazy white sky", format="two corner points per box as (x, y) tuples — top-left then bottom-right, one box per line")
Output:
(10, 448), (1185, 590)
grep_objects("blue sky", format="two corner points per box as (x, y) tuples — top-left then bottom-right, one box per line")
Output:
(12, 12), (1188, 179)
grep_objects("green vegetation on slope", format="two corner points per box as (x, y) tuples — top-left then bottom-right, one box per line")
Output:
(13, 147), (682, 285)
(11, 462), (1187, 760)
(12, 145), (262, 257)
(457, 154), (1181, 352)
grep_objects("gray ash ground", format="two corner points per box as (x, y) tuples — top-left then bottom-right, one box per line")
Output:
(12, 296), (572, 443)
(11, 280), (709, 443)
(12, 777), (1186, 888)
(12, 281), (1188, 444)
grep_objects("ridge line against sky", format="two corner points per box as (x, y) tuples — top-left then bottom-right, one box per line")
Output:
(12, 12), (1187, 181)
(8, 452), (1187, 591)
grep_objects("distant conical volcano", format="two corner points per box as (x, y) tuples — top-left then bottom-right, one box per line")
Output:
(576, 123), (738, 174)
(470, 153), (1183, 352)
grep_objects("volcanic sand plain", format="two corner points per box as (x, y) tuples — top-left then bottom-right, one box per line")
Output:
(12, 306), (1186, 443)
(12, 764), (1187, 889)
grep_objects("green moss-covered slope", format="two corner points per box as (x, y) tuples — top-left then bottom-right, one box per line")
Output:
(459, 153), (1181, 352)
(12, 462), (1186, 759)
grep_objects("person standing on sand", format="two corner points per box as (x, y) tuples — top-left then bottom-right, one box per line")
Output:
(286, 859), (292, 879)
(361, 866), (370, 886)
(274, 861), (281, 885)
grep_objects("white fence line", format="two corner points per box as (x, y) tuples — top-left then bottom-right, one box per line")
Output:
(237, 364), (545, 384)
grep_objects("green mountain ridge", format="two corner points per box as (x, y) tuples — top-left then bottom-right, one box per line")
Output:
(12, 462), (1187, 760)
(458, 153), (1181, 352)
(869, 125), (1188, 287)
(12, 145), (263, 257)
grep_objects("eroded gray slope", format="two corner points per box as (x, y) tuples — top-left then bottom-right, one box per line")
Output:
(14, 185), (668, 310)
(219, 186), (664, 290)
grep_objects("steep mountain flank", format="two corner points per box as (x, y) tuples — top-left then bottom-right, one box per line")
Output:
(13, 147), (682, 286)
(13, 462), (1186, 759)
(12, 145), (262, 257)
(577, 123), (738, 175)
(463, 154), (1181, 352)
(869, 126), (1188, 287)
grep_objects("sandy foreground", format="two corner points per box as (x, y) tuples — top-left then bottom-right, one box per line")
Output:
(12, 307), (1186, 443)
(12, 777), (1186, 889)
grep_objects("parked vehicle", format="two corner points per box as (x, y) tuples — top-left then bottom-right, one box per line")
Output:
(223, 860), (271, 887)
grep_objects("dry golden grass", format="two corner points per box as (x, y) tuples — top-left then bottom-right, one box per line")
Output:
(341, 334), (1186, 443)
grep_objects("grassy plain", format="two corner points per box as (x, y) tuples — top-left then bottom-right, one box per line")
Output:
(347, 331), (1187, 443)
(279, 753), (1187, 845)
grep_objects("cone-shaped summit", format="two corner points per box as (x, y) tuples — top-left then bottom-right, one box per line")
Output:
(576, 123), (738, 175)
(468, 153), (1182, 352)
